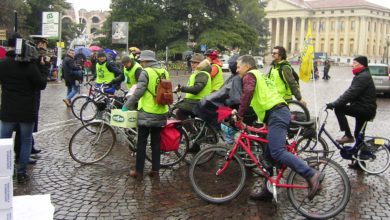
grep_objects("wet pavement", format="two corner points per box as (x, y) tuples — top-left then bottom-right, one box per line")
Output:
(13, 66), (390, 219)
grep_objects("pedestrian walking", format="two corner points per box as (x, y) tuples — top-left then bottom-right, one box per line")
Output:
(62, 49), (83, 107)
(122, 50), (170, 178)
(323, 59), (331, 80)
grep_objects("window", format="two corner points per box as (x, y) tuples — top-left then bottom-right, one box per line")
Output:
(92, 16), (100, 23)
(322, 11), (325, 14)
(351, 21), (355, 31)
(331, 21), (335, 31)
(341, 10), (344, 13)
(331, 10), (334, 14)
(351, 10), (354, 13)
(340, 21), (345, 31)
(374, 22), (376, 32)
(368, 21), (370, 31)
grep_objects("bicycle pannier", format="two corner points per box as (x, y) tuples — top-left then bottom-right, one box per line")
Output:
(160, 120), (180, 151)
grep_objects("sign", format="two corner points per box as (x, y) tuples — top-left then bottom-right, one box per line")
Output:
(0, 29), (6, 41)
(56, 42), (65, 48)
(42, 12), (59, 38)
(112, 22), (128, 44)
(200, 44), (207, 52)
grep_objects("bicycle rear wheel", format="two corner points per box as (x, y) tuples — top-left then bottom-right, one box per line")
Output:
(295, 136), (329, 159)
(357, 138), (390, 174)
(287, 100), (310, 121)
(69, 121), (116, 164)
(189, 145), (246, 204)
(287, 157), (351, 219)
(80, 100), (99, 123)
(71, 95), (91, 120)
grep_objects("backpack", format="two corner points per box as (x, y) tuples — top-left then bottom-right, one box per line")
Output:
(149, 68), (173, 105)
(269, 63), (299, 88)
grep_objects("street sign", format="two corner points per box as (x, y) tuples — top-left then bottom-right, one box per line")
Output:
(56, 42), (65, 48)
(112, 22), (128, 44)
(42, 12), (59, 38)
(200, 44), (207, 52)
(0, 29), (6, 41)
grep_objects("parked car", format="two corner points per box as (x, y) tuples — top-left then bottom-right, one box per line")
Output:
(367, 63), (390, 95)
(219, 55), (230, 72)
(253, 56), (264, 68)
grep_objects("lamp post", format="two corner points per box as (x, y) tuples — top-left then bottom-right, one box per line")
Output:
(387, 35), (390, 65)
(187, 13), (192, 44)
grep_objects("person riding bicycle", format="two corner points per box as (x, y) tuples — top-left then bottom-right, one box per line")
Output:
(205, 49), (224, 92)
(268, 46), (306, 106)
(174, 53), (212, 120)
(109, 56), (143, 90)
(235, 55), (323, 201)
(91, 51), (123, 94)
(326, 56), (377, 167)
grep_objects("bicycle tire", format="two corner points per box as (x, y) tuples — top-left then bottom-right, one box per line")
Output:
(295, 136), (329, 159)
(145, 124), (189, 167)
(287, 100), (310, 121)
(79, 100), (99, 124)
(357, 138), (390, 174)
(69, 121), (116, 164)
(287, 157), (351, 219)
(189, 145), (246, 204)
(71, 95), (91, 120)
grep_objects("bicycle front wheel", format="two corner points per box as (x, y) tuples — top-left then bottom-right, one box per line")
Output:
(287, 157), (351, 219)
(295, 136), (329, 159)
(189, 145), (246, 204)
(357, 138), (390, 174)
(69, 121), (116, 164)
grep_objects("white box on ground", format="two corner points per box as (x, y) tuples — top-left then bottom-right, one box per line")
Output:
(0, 176), (13, 209)
(13, 194), (54, 220)
(0, 208), (12, 220)
(0, 138), (14, 176)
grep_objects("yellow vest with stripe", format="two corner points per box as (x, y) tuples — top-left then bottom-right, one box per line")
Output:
(269, 63), (293, 100)
(123, 62), (142, 89)
(185, 71), (212, 100)
(137, 67), (170, 114)
(249, 69), (286, 122)
(211, 64), (224, 91)
(96, 62), (115, 84)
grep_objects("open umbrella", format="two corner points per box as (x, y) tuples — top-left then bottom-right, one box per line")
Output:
(104, 48), (117, 60)
(74, 47), (92, 57)
(89, 45), (101, 52)
(0, 47), (6, 60)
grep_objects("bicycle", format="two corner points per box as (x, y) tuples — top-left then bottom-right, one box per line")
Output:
(296, 106), (390, 174)
(68, 115), (190, 167)
(71, 81), (96, 120)
(189, 112), (351, 219)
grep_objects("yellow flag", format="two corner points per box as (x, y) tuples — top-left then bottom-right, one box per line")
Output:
(299, 21), (314, 82)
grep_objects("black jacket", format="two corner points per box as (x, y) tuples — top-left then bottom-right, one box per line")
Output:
(62, 55), (82, 86)
(0, 51), (47, 122)
(332, 67), (377, 118)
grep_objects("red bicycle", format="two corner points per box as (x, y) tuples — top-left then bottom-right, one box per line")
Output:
(189, 114), (351, 219)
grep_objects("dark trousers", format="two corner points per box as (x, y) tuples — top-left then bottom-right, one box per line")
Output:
(135, 126), (162, 173)
(334, 105), (373, 139)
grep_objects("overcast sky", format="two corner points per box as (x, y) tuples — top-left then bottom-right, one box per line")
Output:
(66, 0), (390, 11)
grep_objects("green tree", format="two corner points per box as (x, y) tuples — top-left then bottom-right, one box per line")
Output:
(0, 0), (31, 37)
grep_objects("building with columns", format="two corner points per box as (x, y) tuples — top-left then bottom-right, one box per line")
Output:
(265, 0), (390, 63)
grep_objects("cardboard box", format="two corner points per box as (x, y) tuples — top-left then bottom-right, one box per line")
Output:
(110, 109), (138, 128)
(0, 138), (14, 177)
(0, 208), (12, 220)
(0, 176), (12, 209)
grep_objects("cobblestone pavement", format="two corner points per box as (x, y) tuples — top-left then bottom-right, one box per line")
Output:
(13, 67), (390, 219)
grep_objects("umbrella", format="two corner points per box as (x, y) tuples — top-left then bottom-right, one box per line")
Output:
(89, 45), (101, 52)
(104, 48), (117, 60)
(74, 47), (91, 57)
(0, 47), (6, 60)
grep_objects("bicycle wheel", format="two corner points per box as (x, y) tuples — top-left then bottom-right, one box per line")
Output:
(71, 95), (91, 120)
(80, 100), (98, 123)
(287, 100), (310, 121)
(287, 157), (351, 219)
(189, 145), (246, 204)
(357, 138), (390, 174)
(146, 124), (189, 167)
(295, 136), (329, 159)
(69, 121), (116, 164)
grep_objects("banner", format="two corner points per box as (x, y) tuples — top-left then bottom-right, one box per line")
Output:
(112, 22), (128, 44)
(42, 12), (59, 38)
(299, 21), (314, 82)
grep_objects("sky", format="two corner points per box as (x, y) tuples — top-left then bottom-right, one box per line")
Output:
(66, 0), (390, 11)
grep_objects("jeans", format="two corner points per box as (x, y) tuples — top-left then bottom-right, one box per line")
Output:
(135, 126), (162, 173)
(334, 105), (373, 139)
(0, 121), (34, 174)
(66, 84), (80, 101)
(267, 106), (315, 180)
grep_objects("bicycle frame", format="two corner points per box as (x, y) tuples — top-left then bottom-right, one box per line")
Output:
(216, 126), (307, 190)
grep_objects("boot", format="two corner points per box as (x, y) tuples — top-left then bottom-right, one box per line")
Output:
(148, 171), (159, 178)
(307, 171), (325, 200)
(130, 170), (142, 178)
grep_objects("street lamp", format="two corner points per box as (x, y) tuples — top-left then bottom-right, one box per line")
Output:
(187, 13), (192, 44)
(387, 35), (390, 65)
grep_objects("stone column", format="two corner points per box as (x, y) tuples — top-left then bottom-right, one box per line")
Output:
(269, 18), (273, 50)
(299, 17), (306, 51)
(383, 20), (388, 61)
(376, 19), (381, 57)
(275, 18), (281, 46)
(358, 16), (367, 55)
(334, 18), (340, 56)
(343, 17), (350, 56)
(315, 18), (321, 52)
(283, 18), (289, 49)
(291, 17), (297, 54)
(354, 16), (360, 55)
(324, 18), (330, 54)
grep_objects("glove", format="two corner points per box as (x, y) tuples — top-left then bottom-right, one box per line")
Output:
(326, 103), (334, 110)
(121, 105), (129, 112)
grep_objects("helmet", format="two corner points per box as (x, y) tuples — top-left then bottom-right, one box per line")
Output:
(129, 46), (141, 54)
(204, 49), (219, 59)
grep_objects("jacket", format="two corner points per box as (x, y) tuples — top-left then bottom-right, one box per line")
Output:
(124, 61), (167, 127)
(62, 55), (81, 86)
(0, 51), (47, 122)
(270, 60), (302, 101)
(332, 67), (377, 118)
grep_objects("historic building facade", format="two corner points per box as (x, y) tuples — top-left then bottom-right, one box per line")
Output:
(265, 0), (390, 63)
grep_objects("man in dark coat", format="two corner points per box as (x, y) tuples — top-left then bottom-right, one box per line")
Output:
(0, 32), (48, 183)
(327, 56), (377, 145)
(62, 48), (82, 107)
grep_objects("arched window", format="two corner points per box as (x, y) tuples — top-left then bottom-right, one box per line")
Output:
(92, 16), (100, 23)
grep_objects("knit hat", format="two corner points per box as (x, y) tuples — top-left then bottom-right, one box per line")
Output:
(97, 51), (106, 58)
(190, 53), (204, 63)
(139, 50), (157, 62)
(353, 56), (368, 67)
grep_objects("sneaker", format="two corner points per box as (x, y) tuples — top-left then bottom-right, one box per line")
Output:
(31, 148), (41, 154)
(17, 173), (30, 184)
(336, 135), (355, 144)
(63, 99), (71, 107)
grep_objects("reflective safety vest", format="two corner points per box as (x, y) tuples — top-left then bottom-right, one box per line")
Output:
(249, 69), (286, 122)
(96, 62), (115, 84)
(185, 71), (212, 100)
(211, 64), (224, 91)
(269, 64), (293, 100)
(138, 67), (170, 114)
(123, 62), (142, 89)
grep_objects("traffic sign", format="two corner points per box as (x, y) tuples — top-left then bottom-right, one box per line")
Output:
(0, 29), (6, 41)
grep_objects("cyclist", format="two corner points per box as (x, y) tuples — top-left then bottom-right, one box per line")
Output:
(129, 46), (141, 62)
(91, 51), (123, 94)
(236, 55), (323, 201)
(205, 49), (224, 92)
(108, 56), (143, 90)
